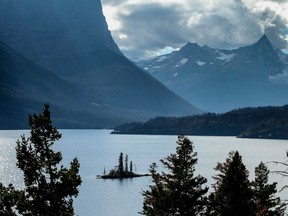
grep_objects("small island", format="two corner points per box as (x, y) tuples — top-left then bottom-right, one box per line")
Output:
(98, 152), (149, 179)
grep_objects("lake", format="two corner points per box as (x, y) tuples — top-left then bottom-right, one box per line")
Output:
(1, 129), (288, 215)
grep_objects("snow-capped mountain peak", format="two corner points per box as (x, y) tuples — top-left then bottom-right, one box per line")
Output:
(135, 35), (288, 113)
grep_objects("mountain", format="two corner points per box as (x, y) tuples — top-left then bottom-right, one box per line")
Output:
(136, 35), (288, 112)
(0, 0), (122, 77)
(0, 39), (133, 129)
(0, 0), (200, 129)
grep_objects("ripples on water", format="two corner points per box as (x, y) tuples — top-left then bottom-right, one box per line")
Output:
(1, 129), (288, 216)
(0, 130), (27, 187)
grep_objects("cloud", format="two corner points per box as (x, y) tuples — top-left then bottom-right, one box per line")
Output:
(112, 3), (189, 57)
(258, 8), (288, 50)
(102, 0), (126, 6)
(102, 0), (288, 58)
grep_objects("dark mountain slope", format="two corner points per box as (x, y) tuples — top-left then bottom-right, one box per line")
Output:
(0, 40), (83, 105)
(0, 40), (131, 129)
(69, 48), (198, 114)
(0, 0), (122, 77)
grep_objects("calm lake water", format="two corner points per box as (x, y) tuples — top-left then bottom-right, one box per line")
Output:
(1, 129), (288, 215)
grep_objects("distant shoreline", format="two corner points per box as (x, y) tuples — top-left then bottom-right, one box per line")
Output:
(111, 105), (288, 140)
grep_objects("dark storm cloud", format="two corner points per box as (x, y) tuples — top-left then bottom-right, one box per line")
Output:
(258, 8), (288, 49)
(185, 6), (263, 49)
(103, 0), (288, 58)
(114, 3), (189, 56)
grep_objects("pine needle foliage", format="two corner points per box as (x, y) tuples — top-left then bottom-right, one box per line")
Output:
(252, 162), (286, 216)
(209, 151), (255, 216)
(15, 104), (81, 216)
(141, 135), (208, 216)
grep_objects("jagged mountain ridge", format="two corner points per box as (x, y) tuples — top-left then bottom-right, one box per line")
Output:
(136, 35), (288, 112)
(0, 0), (201, 129)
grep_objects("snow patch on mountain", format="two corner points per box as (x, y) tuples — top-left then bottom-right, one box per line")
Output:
(153, 66), (161, 69)
(92, 102), (102, 107)
(196, 60), (206, 66)
(216, 51), (235, 62)
(175, 58), (189, 68)
(156, 56), (168, 62)
(269, 69), (288, 84)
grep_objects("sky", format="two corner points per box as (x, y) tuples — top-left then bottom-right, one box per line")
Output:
(101, 0), (288, 59)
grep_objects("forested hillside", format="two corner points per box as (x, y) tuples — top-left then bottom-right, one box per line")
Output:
(112, 105), (288, 139)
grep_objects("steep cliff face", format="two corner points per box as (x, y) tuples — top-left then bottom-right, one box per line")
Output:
(0, 0), (122, 76)
(0, 0), (200, 129)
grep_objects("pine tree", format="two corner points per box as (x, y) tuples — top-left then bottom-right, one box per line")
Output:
(125, 154), (128, 173)
(0, 183), (24, 216)
(211, 151), (235, 191)
(252, 162), (286, 216)
(209, 151), (255, 216)
(130, 161), (133, 173)
(141, 135), (208, 216)
(141, 163), (170, 216)
(118, 152), (124, 174)
(15, 104), (81, 216)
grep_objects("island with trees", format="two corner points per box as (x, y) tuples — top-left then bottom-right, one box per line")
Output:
(99, 152), (149, 179)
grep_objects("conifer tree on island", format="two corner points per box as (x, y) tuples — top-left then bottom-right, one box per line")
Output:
(130, 161), (133, 173)
(118, 152), (124, 174)
(15, 104), (82, 215)
(102, 152), (145, 178)
(125, 154), (129, 173)
(141, 135), (208, 216)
